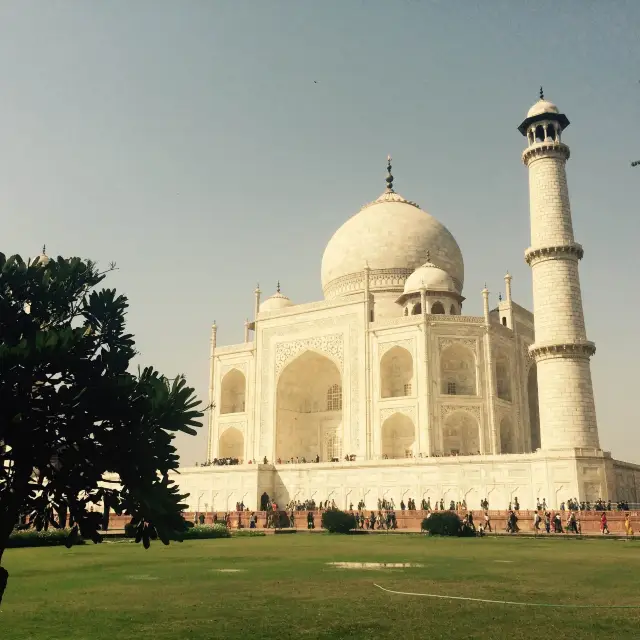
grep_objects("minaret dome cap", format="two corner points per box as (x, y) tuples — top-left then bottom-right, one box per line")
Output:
(518, 91), (570, 136)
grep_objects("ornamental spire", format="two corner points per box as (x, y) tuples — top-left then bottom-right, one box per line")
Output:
(385, 155), (394, 193)
(539, 86), (544, 100)
(276, 280), (281, 293)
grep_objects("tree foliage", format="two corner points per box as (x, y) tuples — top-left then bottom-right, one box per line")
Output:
(0, 252), (203, 603)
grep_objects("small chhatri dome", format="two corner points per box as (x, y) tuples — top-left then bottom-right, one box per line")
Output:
(403, 252), (458, 295)
(34, 244), (50, 266)
(527, 98), (559, 119)
(259, 282), (294, 312)
(518, 89), (570, 136)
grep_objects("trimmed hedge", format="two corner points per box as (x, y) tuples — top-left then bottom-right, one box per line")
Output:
(181, 524), (231, 540)
(321, 509), (357, 534)
(8, 528), (86, 548)
(421, 512), (475, 537)
(232, 530), (266, 537)
(124, 522), (233, 540)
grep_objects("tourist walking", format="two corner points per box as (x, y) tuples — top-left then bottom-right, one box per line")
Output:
(533, 511), (541, 534)
(600, 513), (609, 535)
(624, 513), (634, 536)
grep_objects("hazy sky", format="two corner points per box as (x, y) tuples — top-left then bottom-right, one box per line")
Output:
(1, 1), (638, 464)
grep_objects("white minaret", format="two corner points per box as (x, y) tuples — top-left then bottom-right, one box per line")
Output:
(519, 89), (599, 450)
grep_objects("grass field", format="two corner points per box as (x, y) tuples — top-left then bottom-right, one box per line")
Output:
(2, 534), (640, 639)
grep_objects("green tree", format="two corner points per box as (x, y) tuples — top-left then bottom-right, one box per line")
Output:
(0, 251), (203, 604)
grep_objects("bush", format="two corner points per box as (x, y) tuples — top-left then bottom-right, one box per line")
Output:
(124, 521), (137, 538)
(181, 524), (231, 540)
(8, 528), (86, 548)
(321, 509), (357, 534)
(421, 512), (475, 537)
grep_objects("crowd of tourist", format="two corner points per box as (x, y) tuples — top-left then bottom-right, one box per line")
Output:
(561, 498), (631, 511)
(197, 457), (241, 466)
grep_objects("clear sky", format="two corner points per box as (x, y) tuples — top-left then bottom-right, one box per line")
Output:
(1, 1), (638, 464)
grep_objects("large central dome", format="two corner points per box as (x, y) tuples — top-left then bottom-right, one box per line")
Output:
(321, 160), (464, 300)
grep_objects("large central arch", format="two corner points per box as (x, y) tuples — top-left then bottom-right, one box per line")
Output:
(275, 350), (342, 462)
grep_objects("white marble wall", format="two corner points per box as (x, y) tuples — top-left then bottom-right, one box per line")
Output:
(174, 449), (620, 512)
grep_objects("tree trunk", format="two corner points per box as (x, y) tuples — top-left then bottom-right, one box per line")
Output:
(0, 465), (31, 605)
(0, 516), (15, 606)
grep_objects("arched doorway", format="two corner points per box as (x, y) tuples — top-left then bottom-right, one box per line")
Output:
(495, 353), (511, 401)
(380, 346), (414, 398)
(276, 351), (342, 462)
(528, 365), (540, 451)
(440, 344), (476, 396)
(442, 411), (480, 455)
(218, 427), (244, 459)
(500, 416), (515, 454)
(381, 413), (415, 459)
(220, 369), (246, 414)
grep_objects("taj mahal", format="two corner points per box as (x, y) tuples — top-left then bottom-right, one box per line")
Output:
(174, 93), (640, 512)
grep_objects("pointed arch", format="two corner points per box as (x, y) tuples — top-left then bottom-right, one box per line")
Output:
(380, 346), (414, 398)
(276, 350), (342, 462)
(495, 351), (512, 401)
(500, 416), (515, 454)
(440, 343), (476, 396)
(442, 411), (480, 455)
(381, 412), (415, 459)
(431, 301), (445, 314)
(528, 364), (540, 451)
(220, 369), (246, 414)
(219, 427), (244, 459)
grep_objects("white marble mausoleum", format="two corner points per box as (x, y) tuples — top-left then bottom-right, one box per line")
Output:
(174, 94), (639, 513)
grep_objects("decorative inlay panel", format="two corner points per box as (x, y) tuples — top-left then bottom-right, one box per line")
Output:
(380, 406), (416, 423)
(439, 338), (477, 352)
(220, 362), (248, 377)
(274, 333), (344, 378)
(378, 339), (414, 357)
(219, 420), (246, 434)
(440, 404), (482, 422)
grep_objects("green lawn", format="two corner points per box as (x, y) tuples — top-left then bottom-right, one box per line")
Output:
(2, 534), (640, 639)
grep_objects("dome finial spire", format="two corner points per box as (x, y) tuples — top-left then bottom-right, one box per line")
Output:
(276, 280), (281, 293)
(385, 155), (394, 193)
(540, 86), (544, 100)
(42, 244), (46, 255)
(425, 250), (430, 262)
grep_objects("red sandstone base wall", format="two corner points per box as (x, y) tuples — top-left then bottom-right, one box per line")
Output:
(107, 510), (638, 535)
